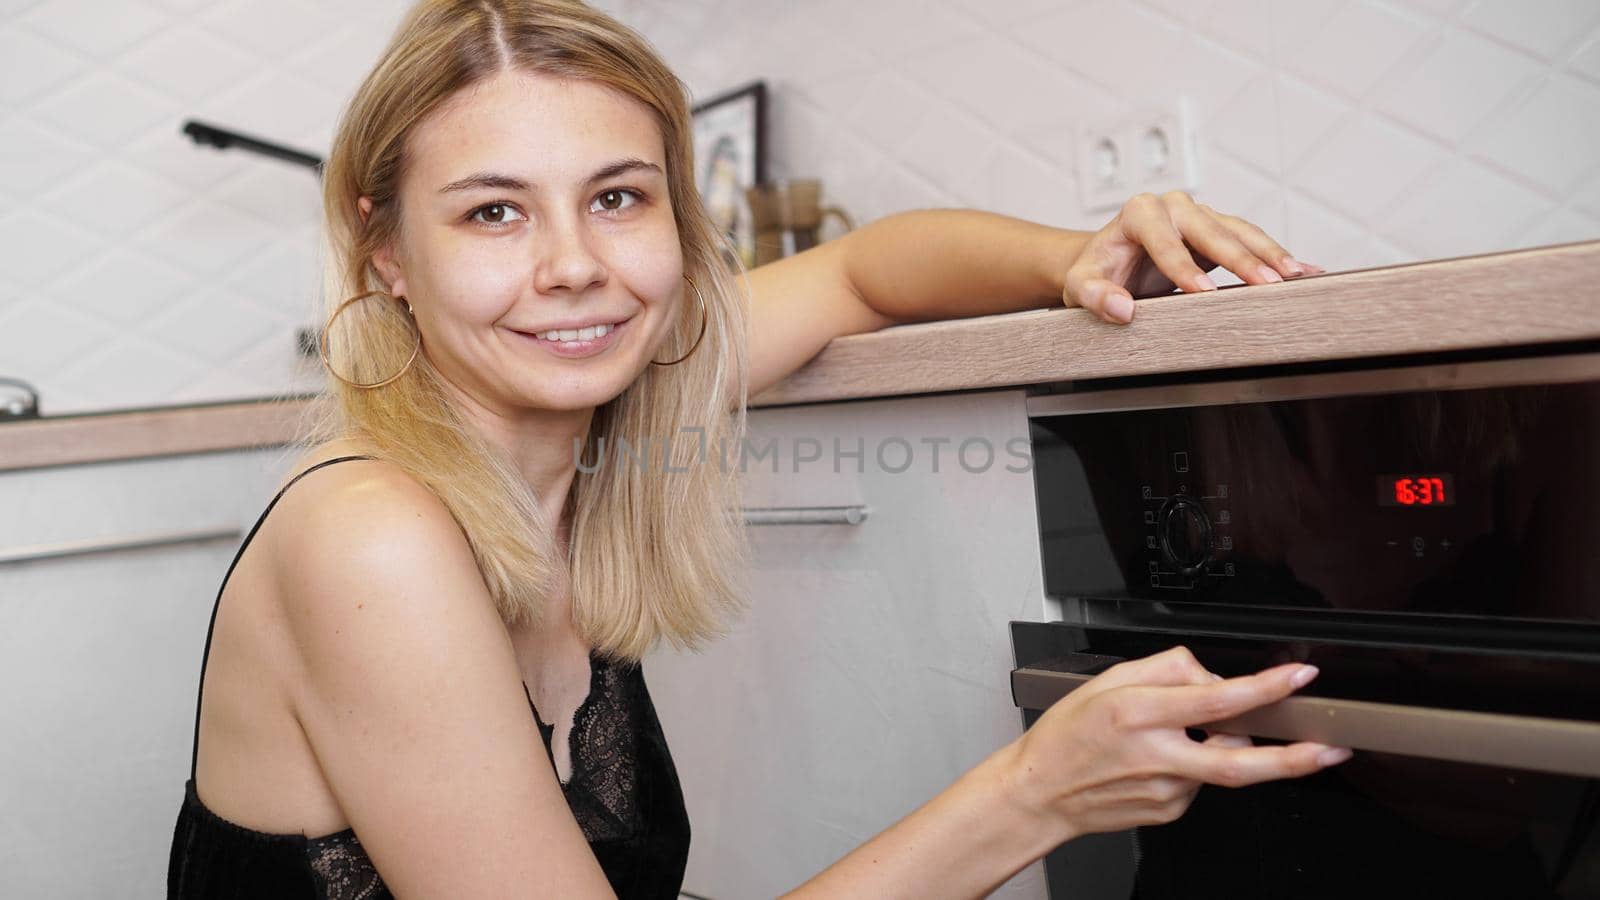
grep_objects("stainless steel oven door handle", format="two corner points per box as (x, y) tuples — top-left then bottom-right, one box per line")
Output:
(1012, 663), (1600, 779)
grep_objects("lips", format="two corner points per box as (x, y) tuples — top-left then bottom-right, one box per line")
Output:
(511, 315), (630, 358)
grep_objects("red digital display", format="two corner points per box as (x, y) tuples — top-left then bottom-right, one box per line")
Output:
(1377, 474), (1455, 507)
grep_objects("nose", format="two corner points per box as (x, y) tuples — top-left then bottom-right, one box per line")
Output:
(533, 215), (608, 294)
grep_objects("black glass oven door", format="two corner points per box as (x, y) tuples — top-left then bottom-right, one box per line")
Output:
(1011, 621), (1600, 900)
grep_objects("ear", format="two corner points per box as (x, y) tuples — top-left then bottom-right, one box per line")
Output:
(357, 195), (409, 298)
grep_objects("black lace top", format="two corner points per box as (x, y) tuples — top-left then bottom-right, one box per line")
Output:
(167, 455), (691, 898)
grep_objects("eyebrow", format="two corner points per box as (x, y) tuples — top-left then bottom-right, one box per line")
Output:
(437, 158), (663, 194)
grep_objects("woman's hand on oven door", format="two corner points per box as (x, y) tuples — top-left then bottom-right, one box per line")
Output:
(1003, 644), (1351, 842)
(1063, 191), (1325, 325)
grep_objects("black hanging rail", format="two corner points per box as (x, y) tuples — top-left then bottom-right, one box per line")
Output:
(181, 120), (324, 175)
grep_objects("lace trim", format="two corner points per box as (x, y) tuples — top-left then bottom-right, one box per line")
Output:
(306, 830), (393, 900)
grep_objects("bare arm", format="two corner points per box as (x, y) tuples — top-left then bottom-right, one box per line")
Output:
(741, 210), (1082, 397)
(780, 742), (1066, 898)
(742, 199), (1320, 397)
(782, 648), (1351, 899)
(274, 462), (615, 898)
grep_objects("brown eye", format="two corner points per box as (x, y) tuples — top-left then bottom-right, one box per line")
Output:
(470, 203), (526, 226)
(591, 189), (639, 214)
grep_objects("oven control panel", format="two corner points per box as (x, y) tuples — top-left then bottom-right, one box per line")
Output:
(1027, 375), (1600, 625)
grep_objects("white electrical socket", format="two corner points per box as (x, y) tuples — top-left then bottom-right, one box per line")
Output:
(1076, 101), (1197, 214)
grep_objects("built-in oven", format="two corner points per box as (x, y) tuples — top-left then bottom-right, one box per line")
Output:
(1011, 342), (1600, 899)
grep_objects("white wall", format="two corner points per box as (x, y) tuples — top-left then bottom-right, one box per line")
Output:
(4, 0), (1598, 416)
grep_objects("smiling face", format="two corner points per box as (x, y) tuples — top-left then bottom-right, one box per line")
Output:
(366, 69), (685, 419)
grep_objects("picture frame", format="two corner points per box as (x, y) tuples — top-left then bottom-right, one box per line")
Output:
(691, 81), (767, 269)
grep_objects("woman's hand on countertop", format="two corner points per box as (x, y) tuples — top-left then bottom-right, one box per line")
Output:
(1004, 644), (1351, 843)
(1064, 191), (1325, 325)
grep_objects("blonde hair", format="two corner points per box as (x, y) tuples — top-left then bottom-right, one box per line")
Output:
(307, 0), (750, 663)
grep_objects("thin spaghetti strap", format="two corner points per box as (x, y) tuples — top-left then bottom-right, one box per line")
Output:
(187, 454), (377, 782)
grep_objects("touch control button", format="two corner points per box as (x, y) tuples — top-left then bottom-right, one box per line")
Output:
(1159, 495), (1213, 575)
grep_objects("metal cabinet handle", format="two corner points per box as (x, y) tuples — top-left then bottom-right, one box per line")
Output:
(0, 526), (243, 566)
(1012, 661), (1600, 779)
(741, 505), (869, 526)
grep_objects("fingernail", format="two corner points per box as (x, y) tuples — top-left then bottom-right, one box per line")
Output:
(1195, 273), (1217, 291)
(1281, 256), (1306, 276)
(1210, 672), (1225, 682)
(1317, 747), (1352, 766)
(1290, 664), (1319, 688)
(1107, 293), (1135, 323)
(1257, 265), (1283, 284)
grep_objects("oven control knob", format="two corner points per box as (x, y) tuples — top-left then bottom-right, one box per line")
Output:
(1158, 495), (1213, 576)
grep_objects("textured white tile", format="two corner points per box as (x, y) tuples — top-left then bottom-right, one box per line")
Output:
(57, 248), (194, 326)
(1207, 74), (1282, 173)
(133, 198), (279, 275)
(1178, 33), (1266, 122)
(1395, 0), (1470, 17)
(51, 333), (204, 407)
(1290, 111), (1443, 220)
(897, 106), (1001, 207)
(1193, 150), (1283, 231)
(111, 24), (258, 105)
(0, 299), (116, 375)
(898, 34), (1089, 137)
(1468, 73), (1600, 194)
(1378, 28), (1541, 144)
(1012, 0), (1185, 103)
(1571, 34), (1600, 84)
(1461, 0), (1600, 60)
(223, 233), (321, 318)
(201, 71), (341, 150)
(197, 0), (340, 62)
(1273, 76), (1348, 171)
(0, 23), (89, 105)
(987, 143), (1075, 228)
(1280, 0), (1428, 100)
(26, 73), (179, 150)
(1193, 0), (1275, 60)
(18, 0), (168, 57)
(1379, 158), (1551, 258)
(212, 163), (323, 229)
(841, 0), (976, 61)
(1573, 173), (1600, 219)
(1282, 191), (1373, 269)
(138, 285), (283, 365)
(0, 212), (98, 286)
(40, 160), (188, 239)
(0, 115), (93, 196)
(1508, 205), (1600, 249)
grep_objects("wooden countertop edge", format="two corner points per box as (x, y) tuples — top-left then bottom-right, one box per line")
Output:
(5, 240), (1597, 471)
(750, 238), (1600, 405)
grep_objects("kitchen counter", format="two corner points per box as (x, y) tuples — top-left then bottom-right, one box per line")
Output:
(4, 238), (1597, 472)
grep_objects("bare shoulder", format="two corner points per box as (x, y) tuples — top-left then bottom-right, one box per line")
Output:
(263, 439), (490, 658)
(257, 441), (613, 893)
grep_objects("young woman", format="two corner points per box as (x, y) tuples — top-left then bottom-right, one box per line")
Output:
(167, 1), (1342, 897)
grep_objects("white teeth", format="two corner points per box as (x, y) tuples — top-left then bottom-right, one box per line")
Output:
(535, 322), (613, 342)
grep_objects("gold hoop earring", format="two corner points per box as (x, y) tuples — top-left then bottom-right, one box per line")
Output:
(318, 289), (421, 389)
(650, 275), (709, 366)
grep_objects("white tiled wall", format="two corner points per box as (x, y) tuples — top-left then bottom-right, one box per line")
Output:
(4, 1), (1599, 418)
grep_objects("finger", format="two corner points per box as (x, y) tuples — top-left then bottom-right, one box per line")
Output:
(1110, 662), (1318, 731)
(1167, 740), (1354, 789)
(1088, 645), (1218, 694)
(1201, 731), (1254, 750)
(1122, 198), (1216, 294)
(1204, 207), (1312, 279)
(1065, 276), (1137, 324)
(1175, 205), (1282, 286)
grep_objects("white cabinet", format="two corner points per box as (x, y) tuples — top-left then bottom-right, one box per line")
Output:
(0, 448), (295, 898)
(646, 389), (1051, 898)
